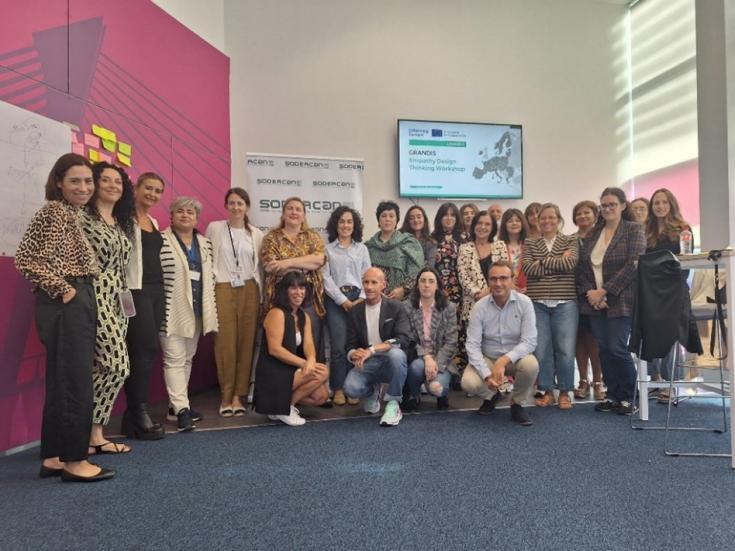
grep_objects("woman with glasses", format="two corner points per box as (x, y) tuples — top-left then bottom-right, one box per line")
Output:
(577, 188), (645, 415)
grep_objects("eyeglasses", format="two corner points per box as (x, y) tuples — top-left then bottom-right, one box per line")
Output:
(600, 203), (620, 211)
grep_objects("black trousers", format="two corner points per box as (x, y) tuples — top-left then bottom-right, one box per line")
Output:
(35, 280), (96, 462)
(124, 283), (165, 408)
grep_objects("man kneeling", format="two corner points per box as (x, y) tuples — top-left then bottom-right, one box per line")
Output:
(343, 267), (410, 426)
(462, 261), (539, 426)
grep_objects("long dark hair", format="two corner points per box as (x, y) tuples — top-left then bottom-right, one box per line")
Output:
(497, 208), (528, 243)
(596, 187), (632, 228)
(645, 188), (689, 247)
(273, 271), (309, 310)
(326, 205), (364, 243)
(400, 205), (431, 242)
(45, 153), (93, 201)
(87, 162), (136, 238)
(431, 202), (462, 242)
(409, 267), (448, 311)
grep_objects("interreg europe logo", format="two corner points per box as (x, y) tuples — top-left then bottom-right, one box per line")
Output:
(431, 129), (443, 137)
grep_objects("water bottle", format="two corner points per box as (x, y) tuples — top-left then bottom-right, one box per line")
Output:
(679, 228), (693, 255)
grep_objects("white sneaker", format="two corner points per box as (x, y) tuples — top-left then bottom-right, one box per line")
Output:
(363, 388), (381, 414)
(379, 400), (402, 427)
(268, 406), (305, 426)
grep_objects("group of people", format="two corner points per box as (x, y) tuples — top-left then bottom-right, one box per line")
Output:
(16, 152), (694, 482)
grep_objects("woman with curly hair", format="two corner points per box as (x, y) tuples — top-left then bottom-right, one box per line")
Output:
(322, 206), (371, 405)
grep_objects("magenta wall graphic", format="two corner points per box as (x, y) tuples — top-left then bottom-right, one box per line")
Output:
(0, 0), (231, 452)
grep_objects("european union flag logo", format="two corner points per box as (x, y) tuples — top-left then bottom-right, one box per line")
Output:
(431, 129), (443, 137)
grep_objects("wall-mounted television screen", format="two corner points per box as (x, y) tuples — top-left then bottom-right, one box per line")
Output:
(397, 119), (523, 199)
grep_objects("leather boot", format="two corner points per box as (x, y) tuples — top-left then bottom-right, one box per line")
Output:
(121, 404), (165, 440)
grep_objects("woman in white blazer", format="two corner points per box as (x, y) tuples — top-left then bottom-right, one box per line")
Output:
(206, 188), (264, 417)
(160, 197), (218, 432)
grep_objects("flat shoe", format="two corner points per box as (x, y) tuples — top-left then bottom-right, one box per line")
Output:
(219, 405), (234, 417)
(232, 405), (247, 416)
(89, 441), (131, 455)
(39, 465), (63, 478)
(61, 467), (116, 483)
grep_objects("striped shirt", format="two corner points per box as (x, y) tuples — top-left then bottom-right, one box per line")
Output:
(521, 233), (578, 301)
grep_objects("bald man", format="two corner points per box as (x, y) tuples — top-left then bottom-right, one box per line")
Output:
(343, 267), (411, 426)
(489, 203), (503, 222)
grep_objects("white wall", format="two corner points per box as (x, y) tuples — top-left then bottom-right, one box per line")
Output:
(153, 0), (227, 53)
(226, 0), (626, 234)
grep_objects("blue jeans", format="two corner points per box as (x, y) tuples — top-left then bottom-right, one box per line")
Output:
(325, 289), (361, 391)
(343, 347), (407, 402)
(534, 301), (578, 392)
(589, 315), (635, 402)
(406, 358), (451, 399)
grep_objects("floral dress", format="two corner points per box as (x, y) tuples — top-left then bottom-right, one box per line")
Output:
(435, 235), (462, 306)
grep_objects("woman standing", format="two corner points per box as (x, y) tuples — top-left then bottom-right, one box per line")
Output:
(459, 203), (480, 242)
(523, 203), (579, 410)
(458, 211), (501, 324)
(365, 200), (424, 300)
(81, 162), (135, 455)
(404, 268), (458, 411)
(571, 200), (604, 401)
(431, 202), (463, 307)
(524, 202), (542, 240)
(160, 197), (218, 432)
(630, 197), (650, 225)
(400, 205), (436, 269)
(577, 188), (646, 415)
(206, 188), (264, 417)
(254, 271), (330, 425)
(122, 172), (167, 440)
(644, 188), (692, 398)
(15, 153), (113, 482)
(261, 197), (327, 361)
(322, 206), (371, 406)
(496, 208), (528, 293)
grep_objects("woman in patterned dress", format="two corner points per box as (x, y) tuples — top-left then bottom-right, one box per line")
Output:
(261, 197), (327, 362)
(431, 202), (463, 307)
(15, 153), (114, 482)
(81, 162), (135, 455)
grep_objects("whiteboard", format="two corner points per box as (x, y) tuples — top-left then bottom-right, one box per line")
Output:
(0, 100), (71, 256)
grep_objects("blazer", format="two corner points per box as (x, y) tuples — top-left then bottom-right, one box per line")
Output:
(345, 297), (411, 355)
(205, 220), (265, 300)
(125, 215), (159, 290)
(577, 219), (646, 318)
(160, 228), (219, 338)
(404, 301), (458, 371)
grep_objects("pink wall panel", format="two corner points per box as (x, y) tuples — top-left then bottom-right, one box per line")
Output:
(0, 0), (230, 452)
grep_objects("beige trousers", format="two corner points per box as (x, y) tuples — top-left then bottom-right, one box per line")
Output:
(461, 354), (539, 405)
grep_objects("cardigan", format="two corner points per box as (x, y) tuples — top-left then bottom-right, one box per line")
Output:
(522, 234), (578, 301)
(160, 228), (218, 338)
(205, 220), (265, 300)
(577, 219), (646, 318)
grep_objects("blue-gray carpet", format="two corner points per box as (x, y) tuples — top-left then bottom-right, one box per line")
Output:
(1, 402), (733, 551)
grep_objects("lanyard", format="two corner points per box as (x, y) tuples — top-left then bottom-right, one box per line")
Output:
(174, 231), (200, 269)
(226, 223), (255, 268)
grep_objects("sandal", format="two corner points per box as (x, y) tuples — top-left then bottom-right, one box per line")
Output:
(89, 441), (131, 455)
(573, 380), (590, 399)
(593, 382), (606, 401)
(232, 405), (247, 416)
(219, 405), (234, 417)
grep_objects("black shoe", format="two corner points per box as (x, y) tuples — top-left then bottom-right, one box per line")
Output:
(61, 467), (116, 483)
(176, 408), (195, 432)
(510, 403), (533, 426)
(168, 406), (203, 422)
(476, 393), (501, 415)
(39, 465), (63, 479)
(616, 400), (638, 416)
(403, 398), (420, 412)
(319, 399), (334, 409)
(594, 399), (620, 413)
(436, 396), (449, 410)
(121, 405), (165, 440)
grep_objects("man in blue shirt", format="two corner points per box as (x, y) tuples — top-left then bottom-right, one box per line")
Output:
(462, 260), (539, 425)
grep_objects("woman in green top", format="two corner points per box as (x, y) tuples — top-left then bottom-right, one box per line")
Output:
(365, 200), (424, 301)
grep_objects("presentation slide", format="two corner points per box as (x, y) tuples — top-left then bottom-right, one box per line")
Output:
(398, 119), (523, 199)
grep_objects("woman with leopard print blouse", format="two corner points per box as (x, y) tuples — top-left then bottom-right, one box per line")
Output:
(15, 153), (114, 483)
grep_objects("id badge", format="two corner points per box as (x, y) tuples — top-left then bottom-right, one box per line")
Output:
(119, 289), (137, 318)
(190, 271), (201, 281)
(230, 272), (245, 288)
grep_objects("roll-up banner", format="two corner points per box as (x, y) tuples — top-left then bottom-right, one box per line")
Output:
(245, 153), (364, 236)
